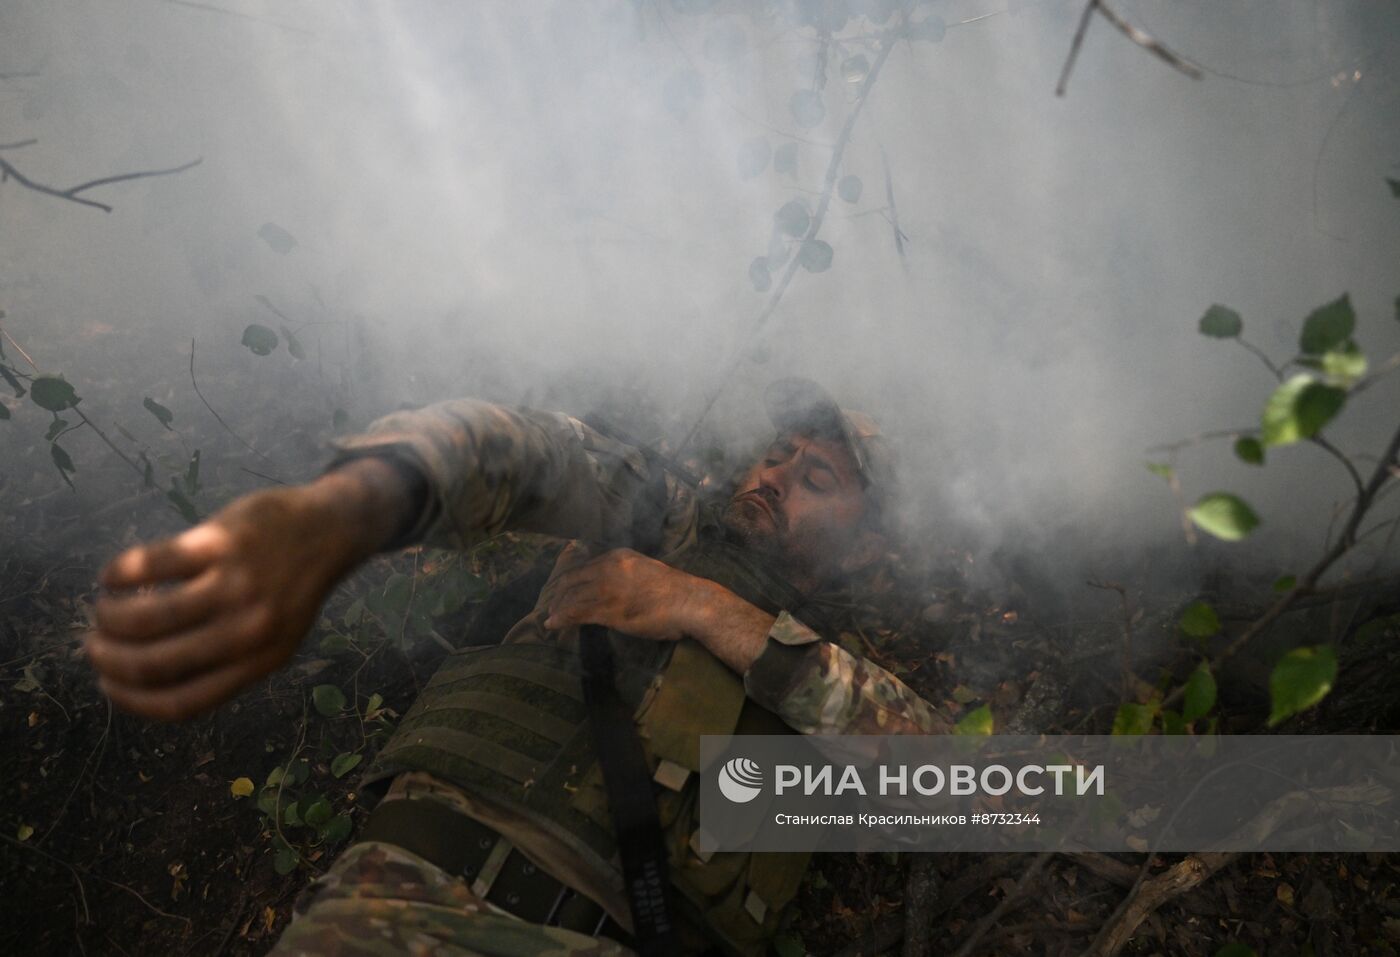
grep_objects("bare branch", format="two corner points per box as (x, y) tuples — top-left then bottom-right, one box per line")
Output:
(0, 154), (201, 213)
(1234, 336), (1284, 381)
(188, 338), (283, 472)
(0, 139), (38, 150)
(1057, 0), (1201, 97)
(1308, 434), (1365, 499)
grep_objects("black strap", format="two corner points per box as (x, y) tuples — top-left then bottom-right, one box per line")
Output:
(579, 624), (678, 957)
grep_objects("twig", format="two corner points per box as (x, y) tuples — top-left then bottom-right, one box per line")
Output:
(1162, 419), (1400, 711)
(0, 155), (201, 213)
(879, 144), (907, 261)
(1057, 0), (1200, 97)
(1234, 337), (1284, 381)
(239, 466), (289, 486)
(0, 323), (39, 368)
(1080, 852), (1236, 957)
(40, 699), (111, 845)
(1308, 434), (1365, 499)
(949, 852), (1051, 957)
(188, 338), (279, 468)
(674, 13), (907, 455)
(0, 138), (38, 150)
(1146, 427), (1255, 454)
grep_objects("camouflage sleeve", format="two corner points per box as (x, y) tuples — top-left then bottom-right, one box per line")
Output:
(326, 399), (696, 553)
(742, 611), (951, 735)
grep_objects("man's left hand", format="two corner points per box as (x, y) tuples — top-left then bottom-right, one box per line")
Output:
(543, 547), (714, 640)
(543, 546), (779, 673)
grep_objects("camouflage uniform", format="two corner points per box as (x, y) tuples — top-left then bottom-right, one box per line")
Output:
(268, 399), (947, 957)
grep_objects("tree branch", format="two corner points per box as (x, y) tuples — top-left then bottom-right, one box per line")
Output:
(0, 154), (201, 213)
(1057, 0), (1201, 97)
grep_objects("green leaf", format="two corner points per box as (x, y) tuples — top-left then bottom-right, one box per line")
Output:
(1112, 702), (1156, 736)
(166, 480), (200, 525)
(301, 797), (333, 828)
(44, 416), (69, 442)
(312, 684), (346, 717)
(256, 789), (281, 819)
(1320, 341), (1367, 386)
(318, 632), (351, 655)
(258, 222), (298, 255)
(1188, 493), (1260, 542)
(30, 374), (80, 412)
(319, 813), (353, 845)
(272, 847), (299, 875)
(330, 753), (362, 779)
(773, 141), (798, 176)
(789, 89), (825, 128)
(1160, 710), (1188, 735)
(281, 325), (307, 360)
(840, 55), (870, 84)
(289, 760), (311, 786)
(736, 136), (770, 180)
(1182, 663), (1217, 723)
(1145, 462), (1174, 481)
(365, 693), (384, 715)
(1268, 645), (1337, 726)
(774, 200), (811, 237)
(1298, 295), (1355, 355)
(1261, 375), (1346, 446)
(184, 449), (201, 496)
(241, 323), (279, 357)
(749, 257), (772, 293)
(0, 402), (9, 420)
(143, 396), (174, 430)
(1179, 602), (1221, 638)
(1215, 945), (1257, 957)
(1273, 574), (1297, 593)
(797, 239), (834, 273)
(0, 363), (25, 397)
(282, 803), (301, 828)
(50, 442), (76, 474)
(1198, 305), (1243, 339)
(1233, 437), (1264, 465)
(837, 174), (863, 203)
(265, 766), (285, 788)
(953, 704), (993, 736)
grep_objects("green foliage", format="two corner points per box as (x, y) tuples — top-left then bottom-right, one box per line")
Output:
(1145, 462), (1174, 481)
(1188, 493), (1259, 541)
(1298, 295), (1355, 355)
(50, 443), (76, 489)
(312, 684), (346, 717)
(837, 174), (863, 203)
(0, 402), (9, 420)
(953, 704), (993, 736)
(1198, 305), (1242, 339)
(1179, 602), (1220, 638)
(44, 416), (69, 441)
(241, 323), (279, 356)
(1232, 437), (1264, 465)
(1272, 574), (1297, 593)
(281, 325), (307, 360)
(330, 753), (362, 779)
(143, 396), (174, 430)
(798, 239), (834, 273)
(1112, 702), (1156, 735)
(1268, 645), (1337, 726)
(774, 200), (811, 237)
(1320, 341), (1367, 385)
(30, 374), (80, 412)
(1182, 663), (1217, 723)
(257, 221), (298, 254)
(1260, 375), (1346, 447)
(166, 482), (200, 524)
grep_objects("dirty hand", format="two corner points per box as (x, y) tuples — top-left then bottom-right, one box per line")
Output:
(85, 460), (411, 721)
(542, 547), (719, 641)
(543, 547), (776, 675)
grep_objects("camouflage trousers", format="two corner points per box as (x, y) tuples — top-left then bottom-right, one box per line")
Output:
(266, 840), (635, 957)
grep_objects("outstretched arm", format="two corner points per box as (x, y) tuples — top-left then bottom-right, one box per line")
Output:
(85, 458), (420, 721)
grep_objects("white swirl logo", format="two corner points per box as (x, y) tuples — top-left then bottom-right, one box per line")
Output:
(717, 757), (764, 804)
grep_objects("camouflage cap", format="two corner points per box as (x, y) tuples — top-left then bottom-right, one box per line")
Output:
(763, 377), (898, 517)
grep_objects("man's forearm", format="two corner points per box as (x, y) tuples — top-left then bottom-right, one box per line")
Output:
(308, 457), (427, 568)
(686, 580), (778, 674)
